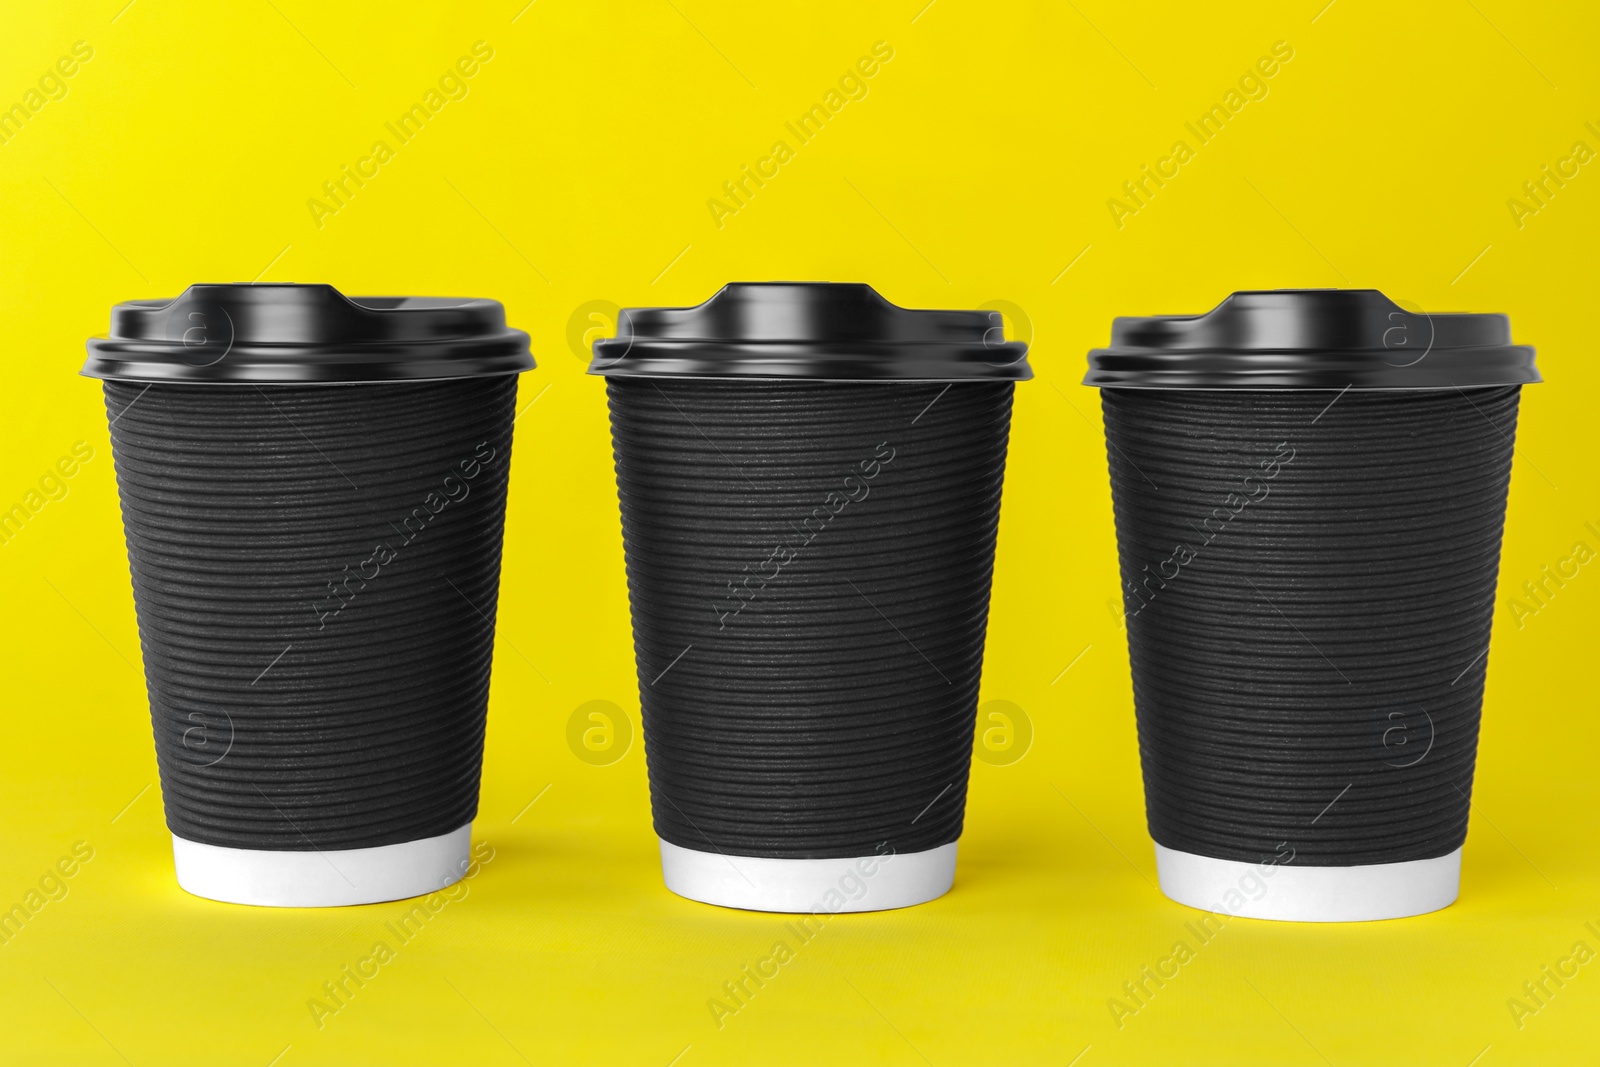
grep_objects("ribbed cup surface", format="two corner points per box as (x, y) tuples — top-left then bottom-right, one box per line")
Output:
(607, 379), (1013, 858)
(1102, 386), (1519, 866)
(104, 378), (517, 850)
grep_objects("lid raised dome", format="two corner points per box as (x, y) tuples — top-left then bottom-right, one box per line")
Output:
(83, 283), (534, 384)
(1084, 289), (1538, 389)
(590, 282), (1031, 381)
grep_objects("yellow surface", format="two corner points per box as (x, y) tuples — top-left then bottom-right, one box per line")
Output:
(1, 1), (1597, 1063)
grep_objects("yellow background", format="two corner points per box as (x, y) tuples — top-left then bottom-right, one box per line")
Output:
(2, 1), (1596, 1063)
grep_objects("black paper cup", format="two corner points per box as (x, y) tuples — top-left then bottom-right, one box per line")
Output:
(83, 284), (533, 907)
(592, 283), (1029, 912)
(1085, 289), (1539, 922)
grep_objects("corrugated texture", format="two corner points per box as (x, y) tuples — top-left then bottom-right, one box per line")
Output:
(1102, 386), (1520, 865)
(608, 379), (1013, 858)
(104, 378), (517, 850)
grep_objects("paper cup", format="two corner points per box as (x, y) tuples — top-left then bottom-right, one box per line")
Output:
(1085, 289), (1539, 922)
(593, 283), (1029, 912)
(84, 284), (533, 906)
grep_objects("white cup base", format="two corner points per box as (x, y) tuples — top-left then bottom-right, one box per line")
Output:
(172, 823), (473, 907)
(659, 838), (957, 913)
(1153, 842), (1462, 922)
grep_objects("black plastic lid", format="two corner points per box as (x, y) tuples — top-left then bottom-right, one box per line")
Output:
(82, 283), (534, 384)
(1084, 289), (1539, 389)
(589, 282), (1031, 381)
